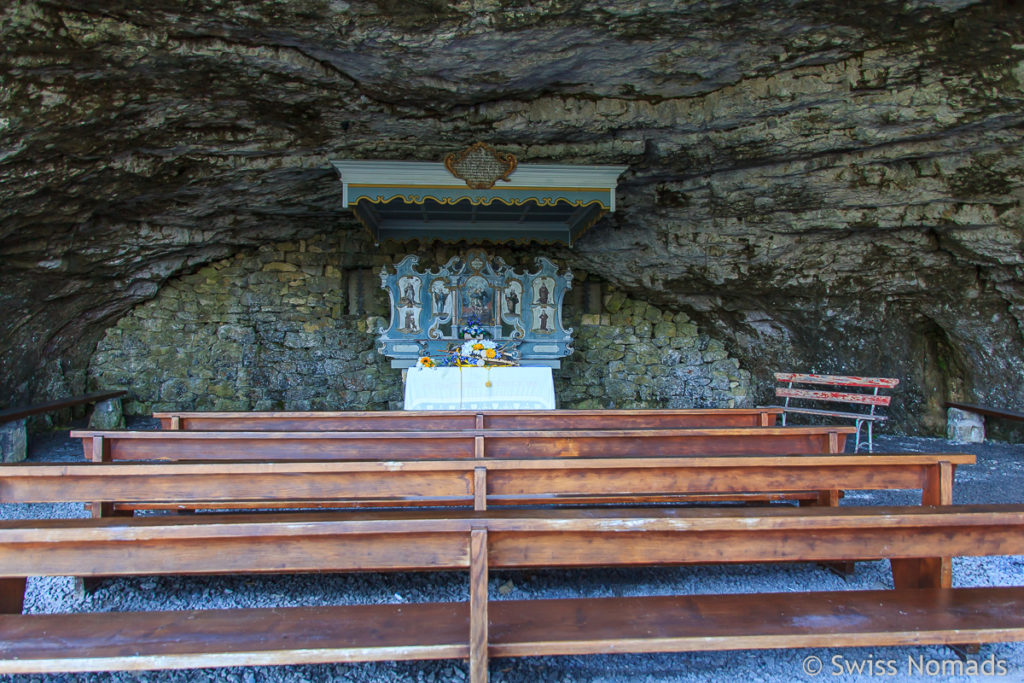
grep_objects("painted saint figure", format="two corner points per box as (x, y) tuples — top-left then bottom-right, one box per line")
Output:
(538, 282), (549, 305)
(431, 279), (449, 315)
(539, 311), (548, 331)
(505, 289), (519, 315)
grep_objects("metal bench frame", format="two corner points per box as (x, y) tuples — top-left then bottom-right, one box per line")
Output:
(769, 373), (899, 453)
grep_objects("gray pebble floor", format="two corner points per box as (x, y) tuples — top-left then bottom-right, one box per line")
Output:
(4, 421), (1024, 683)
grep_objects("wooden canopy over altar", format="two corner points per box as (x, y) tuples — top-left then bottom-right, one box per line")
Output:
(331, 144), (626, 245)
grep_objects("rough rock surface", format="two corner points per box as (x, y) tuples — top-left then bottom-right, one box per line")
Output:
(87, 235), (750, 413)
(3, 1), (1023, 432)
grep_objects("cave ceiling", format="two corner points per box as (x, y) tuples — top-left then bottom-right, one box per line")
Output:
(1, 0), (1023, 425)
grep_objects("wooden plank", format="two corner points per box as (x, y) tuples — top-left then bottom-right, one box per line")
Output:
(0, 391), (127, 424)
(3, 588), (1024, 674)
(153, 409), (785, 432)
(0, 505), (1020, 578)
(775, 374), (899, 389)
(168, 413), (480, 432)
(945, 402), (1024, 423)
(72, 431), (477, 461)
(486, 463), (934, 499)
(777, 387), (891, 407)
(469, 528), (488, 683)
(0, 468), (475, 504)
(71, 427), (856, 463)
(1, 455), (972, 505)
(489, 524), (1024, 568)
(772, 406), (888, 421)
(113, 491), (829, 512)
(475, 504), (1024, 529)
(481, 410), (781, 429)
(0, 602), (470, 673)
(0, 453), (976, 478)
(481, 504), (1024, 569)
(482, 428), (853, 458)
(488, 588), (1024, 657)
(0, 513), (473, 577)
(473, 467), (487, 511)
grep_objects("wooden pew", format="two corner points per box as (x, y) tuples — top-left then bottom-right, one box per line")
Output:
(0, 452), (970, 592)
(71, 426), (855, 463)
(0, 498), (1022, 678)
(153, 408), (783, 431)
(0, 453), (971, 511)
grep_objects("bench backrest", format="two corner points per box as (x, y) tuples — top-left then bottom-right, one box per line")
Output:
(0, 503), (1019, 578)
(775, 373), (898, 414)
(0, 453), (973, 509)
(71, 426), (856, 462)
(0, 391), (127, 424)
(154, 408), (782, 431)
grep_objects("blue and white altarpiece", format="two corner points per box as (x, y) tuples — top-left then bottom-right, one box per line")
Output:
(378, 250), (573, 368)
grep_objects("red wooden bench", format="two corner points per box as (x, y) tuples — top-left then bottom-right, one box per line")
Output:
(767, 373), (899, 453)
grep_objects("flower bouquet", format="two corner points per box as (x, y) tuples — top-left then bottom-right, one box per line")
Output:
(461, 314), (491, 340)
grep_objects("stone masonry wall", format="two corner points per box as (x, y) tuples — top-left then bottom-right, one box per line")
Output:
(88, 236), (396, 414)
(557, 291), (750, 409)
(88, 237), (751, 414)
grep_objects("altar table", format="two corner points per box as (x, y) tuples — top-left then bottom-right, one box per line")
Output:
(404, 367), (555, 410)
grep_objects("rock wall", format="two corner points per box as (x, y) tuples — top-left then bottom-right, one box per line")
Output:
(88, 237), (750, 413)
(559, 299), (749, 409)
(3, 1), (1023, 435)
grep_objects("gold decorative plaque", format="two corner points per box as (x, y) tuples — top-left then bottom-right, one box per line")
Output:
(443, 142), (517, 190)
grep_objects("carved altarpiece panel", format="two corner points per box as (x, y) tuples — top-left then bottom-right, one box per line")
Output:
(378, 250), (573, 367)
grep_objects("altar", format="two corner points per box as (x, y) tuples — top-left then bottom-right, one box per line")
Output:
(341, 145), (626, 410)
(404, 367), (555, 411)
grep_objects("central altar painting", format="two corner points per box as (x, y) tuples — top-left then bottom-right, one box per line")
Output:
(378, 250), (573, 367)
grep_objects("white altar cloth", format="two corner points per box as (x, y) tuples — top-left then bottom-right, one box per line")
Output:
(404, 367), (555, 410)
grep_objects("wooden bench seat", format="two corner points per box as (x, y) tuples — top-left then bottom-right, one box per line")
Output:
(154, 408), (783, 431)
(71, 426), (855, 463)
(4, 587), (1024, 674)
(766, 373), (899, 453)
(1, 504), (1023, 678)
(0, 391), (127, 426)
(945, 402), (1024, 423)
(0, 390), (126, 462)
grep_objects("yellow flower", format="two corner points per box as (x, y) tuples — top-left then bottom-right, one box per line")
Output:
(473, 343), (484, 350)
(485, 349), (496, 359)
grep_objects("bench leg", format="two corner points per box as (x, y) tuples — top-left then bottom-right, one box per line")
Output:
(805, 490), (856, 577)
(890, 558), (947, 589)
(78, 501), (134, 594)
(0, 578), (26, 614)
(470, 527), (489, 683)
(915, 461), (954, 588)
(890, 462), (954, 589)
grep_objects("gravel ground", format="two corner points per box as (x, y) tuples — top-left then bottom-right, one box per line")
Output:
(4, 423), (1024, 683)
